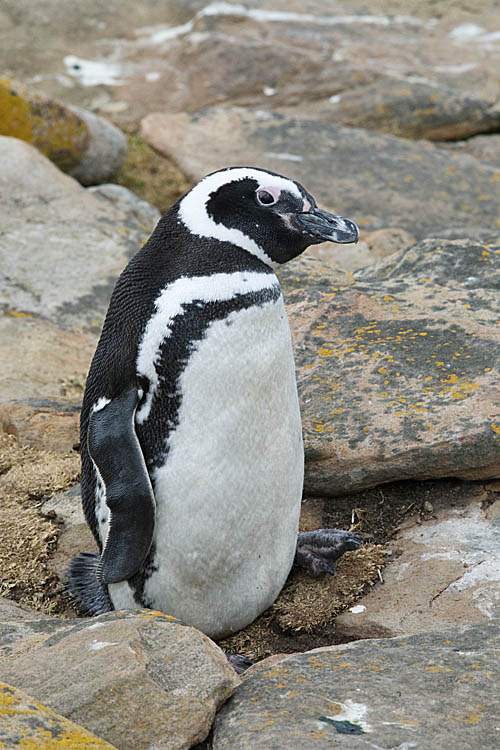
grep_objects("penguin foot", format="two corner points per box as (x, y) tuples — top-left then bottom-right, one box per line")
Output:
(226, 652), (254, 675)
(294, 529), (363, 578)
(67, 552), (113, 615)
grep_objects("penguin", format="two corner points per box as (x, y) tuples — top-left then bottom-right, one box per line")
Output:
(69, 167), (362, 639)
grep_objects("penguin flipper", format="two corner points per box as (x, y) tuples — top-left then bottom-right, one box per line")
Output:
(88, 387), (156, 584)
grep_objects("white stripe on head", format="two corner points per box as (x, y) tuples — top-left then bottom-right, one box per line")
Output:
(178, 168), (302, 269)
(135, 270), (280, 423)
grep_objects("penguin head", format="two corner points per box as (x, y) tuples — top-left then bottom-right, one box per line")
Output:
(178, 167), (359, 269)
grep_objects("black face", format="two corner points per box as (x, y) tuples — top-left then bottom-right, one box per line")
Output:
(205, 173), (359, 265)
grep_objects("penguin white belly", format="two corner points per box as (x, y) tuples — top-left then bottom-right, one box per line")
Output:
(139, 294), (303, 638)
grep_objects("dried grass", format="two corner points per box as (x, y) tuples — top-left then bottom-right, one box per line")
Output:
(0, 433), (80, 611)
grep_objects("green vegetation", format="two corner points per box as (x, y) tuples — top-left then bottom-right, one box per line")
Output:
(111, 132), (191, 214)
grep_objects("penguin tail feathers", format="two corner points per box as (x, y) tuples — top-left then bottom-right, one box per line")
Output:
(67, 552), (113, 616)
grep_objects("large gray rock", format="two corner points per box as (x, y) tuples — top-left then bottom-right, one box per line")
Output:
(212, 623), (500, 749)
(68, 106), (127, 185)
(0, 136), (159, 404)
(0, 314), (95, 403)
(0, 136), (156, 330)
(141, 107), (500, 240)
(280, 237), (500, 494)
(0, 607), (239, 750)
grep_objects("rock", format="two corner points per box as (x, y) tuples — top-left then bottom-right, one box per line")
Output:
(141, 107), (500, 240)
(5, 1), (500, 128)
(67, 106), (127, 185)
(335, 484), (500, 640)
(88, 183), (161, 229)
(0, 132), (137, 404)
(212, 622), (500, 749)
(0, 78), (126, 184)
(0, 400), (80, 453)
(41, 483), (84, 527)
(442, 133), (500, 169)
(41, 484), (96, 583)
(0, 315), (95, 403)
(313, 80), (500, 141)
(307, 227), (416, 273)
(359, 227), (417, 263)
(0, 609), (239, 750)
(0, 135), (156, 331)
(281, 238), (500, 494)
(0, 595), (50, 623)
(0, 683), (117, 749)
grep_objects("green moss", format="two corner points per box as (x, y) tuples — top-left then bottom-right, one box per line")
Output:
(111, 132), (191, 213)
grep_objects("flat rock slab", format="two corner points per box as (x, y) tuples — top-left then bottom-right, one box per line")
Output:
(280, 238), (500, 494)
(0, 607), (239, 750)
(212, 622), (500, 749)
(0, 315), (96, 402)
(141, 107), (500, 240)
(0, 683), (117, 749)
(335, 486), (500, 640)
(0, 399), (80, 453)
(316, 79), (500, 140)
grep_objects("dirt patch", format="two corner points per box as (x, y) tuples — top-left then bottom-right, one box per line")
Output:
(0, 432), (80, 613)
(110, 131), (191, 214)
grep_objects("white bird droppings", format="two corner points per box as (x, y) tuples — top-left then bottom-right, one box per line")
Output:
(89, 640), (120, 651)
(449, 23), (486, 41)
(87, 622), (106, 630)
(64, 55), (126, 86)
(264, 152), (303, 162)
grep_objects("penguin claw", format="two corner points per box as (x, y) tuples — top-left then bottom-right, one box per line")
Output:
(294, 528), (363, 578)
(226, 652), (254, 675)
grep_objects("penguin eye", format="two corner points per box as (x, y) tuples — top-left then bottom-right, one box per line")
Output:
(256, 188), (279, 206)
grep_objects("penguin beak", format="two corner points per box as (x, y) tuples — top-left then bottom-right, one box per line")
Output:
(295, 208), (359, 244)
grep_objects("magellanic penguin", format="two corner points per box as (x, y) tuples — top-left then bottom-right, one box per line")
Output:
(69, 167), (362, 639)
